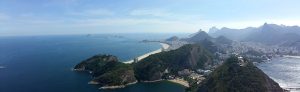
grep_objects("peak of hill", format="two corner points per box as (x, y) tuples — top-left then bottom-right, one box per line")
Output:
(182, 31), (233, 54)
(196, 56), (285, 92)
(215, 36), (233, 45)
(185, 30), (213, 42)
(208, 27), (219, 34)
(166, 36), (179, 41)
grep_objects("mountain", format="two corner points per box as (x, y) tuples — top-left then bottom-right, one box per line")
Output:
(184, 30), (213, 42)
(208, 27), (256, 41)
(166, 36), (179, 41)
(74, 55), (136, 88)
(244, 23), (300, 45)
(196, 56), (285, 92)
(207, 27), (219, 34)
(134, 44), (214, 81)
(183, 31), (232, 54)
(215, 36), (233, 45)
(208, 23), (300, 45)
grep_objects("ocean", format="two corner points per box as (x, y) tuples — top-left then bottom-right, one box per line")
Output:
(257, 57), (300, 92)
(0, 34), (187, 92)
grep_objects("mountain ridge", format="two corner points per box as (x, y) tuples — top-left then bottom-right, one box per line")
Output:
(208, 23), (300, 46)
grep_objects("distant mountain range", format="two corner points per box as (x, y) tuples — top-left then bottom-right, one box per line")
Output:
(182, 30), (233, 54)
(208, 23), (300, 46)
(184, 29), (233, 45)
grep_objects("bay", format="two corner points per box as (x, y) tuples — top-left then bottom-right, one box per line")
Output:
(257, 57), (300, 92)
(0, 33), (187, 92)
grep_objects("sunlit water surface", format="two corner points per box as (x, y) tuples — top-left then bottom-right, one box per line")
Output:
(257, 57), (300, 92)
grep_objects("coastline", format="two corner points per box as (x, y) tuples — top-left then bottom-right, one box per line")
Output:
(141, 79), (189, 88)
(98, 79), (190, 90)
(141, 79), (164, 83)
(99, 81), (138, 89)
(167, 78), (190, 87)
(123, 42), (170, 64)
(82, 41), (189, 90)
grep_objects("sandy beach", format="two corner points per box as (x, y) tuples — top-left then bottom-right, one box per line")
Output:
(167, 78), (190, 87)
(124, 42), (170, 64)
(141, 79), (163, 83)
(99, 81), (137, 89)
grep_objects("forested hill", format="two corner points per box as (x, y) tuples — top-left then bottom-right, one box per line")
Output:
(196, 56), (285, 92)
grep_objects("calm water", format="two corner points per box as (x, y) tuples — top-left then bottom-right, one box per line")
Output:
(257, 57), (300, 92)
(0, 34), (186, 92)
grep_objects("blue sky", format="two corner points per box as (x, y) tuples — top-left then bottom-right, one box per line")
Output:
(1, 0), (300, 36)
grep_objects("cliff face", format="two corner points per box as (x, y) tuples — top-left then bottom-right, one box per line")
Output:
(134, 44), (214, 81)
(74, 55), (137, 87)
(196, 56), (285, 92)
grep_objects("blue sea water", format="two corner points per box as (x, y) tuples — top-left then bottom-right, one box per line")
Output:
(257, 57), (300, 92)
(0, 34), (187, 92)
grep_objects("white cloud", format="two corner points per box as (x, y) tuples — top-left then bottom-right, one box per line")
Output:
(0, 13), (11, 20)
(19, 13), (35, 18)
(69, 9), (115, 16)
(0, 16), (200, 34)
(129, 9), (171, 17)
(73, 18), (169, 26)
(3, 9), (300, 35)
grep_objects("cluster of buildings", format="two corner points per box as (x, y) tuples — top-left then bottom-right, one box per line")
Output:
(168, 69), (211, 85)
(215, 41), (300, 63)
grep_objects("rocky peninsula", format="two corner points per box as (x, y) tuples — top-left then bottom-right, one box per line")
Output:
(74, 55), (137, 89)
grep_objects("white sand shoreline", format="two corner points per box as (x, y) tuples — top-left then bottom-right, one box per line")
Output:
(141, 79), (189, 87)
(99, 81), (138, 89)
(123, 42), (170, 64)
(167, 78), (190, 87)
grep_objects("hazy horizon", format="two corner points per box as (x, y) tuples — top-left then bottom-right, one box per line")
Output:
(1, 0), (300, 36)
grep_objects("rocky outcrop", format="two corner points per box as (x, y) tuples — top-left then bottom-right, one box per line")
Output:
(74, 55), (137, 88)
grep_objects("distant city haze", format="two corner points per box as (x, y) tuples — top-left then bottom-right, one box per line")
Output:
(1, 0), (300, 36)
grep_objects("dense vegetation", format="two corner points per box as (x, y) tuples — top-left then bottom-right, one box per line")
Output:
(74, 44), (215, 87)
(133, 44), (214, 81)
(196, 56), (284, 92)
(74, 55), (136, 86)
(74, 41), (283, 91)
